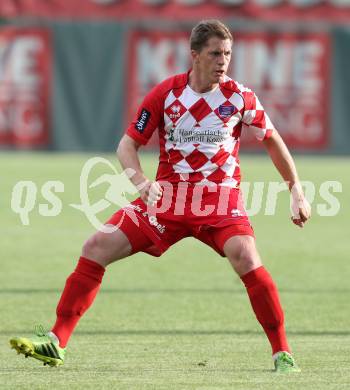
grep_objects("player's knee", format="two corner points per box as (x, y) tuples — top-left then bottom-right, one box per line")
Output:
(227, 246), (261, 275)
(82, 233), (105, 258)
(237, 252), (257, 272)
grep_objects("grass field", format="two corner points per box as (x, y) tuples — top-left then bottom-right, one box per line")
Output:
(1, 152), (349, 390)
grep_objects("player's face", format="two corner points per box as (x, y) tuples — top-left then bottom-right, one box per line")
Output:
(193, 37), (232, 85)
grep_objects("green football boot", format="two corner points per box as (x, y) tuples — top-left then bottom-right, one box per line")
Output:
(10, 325), (65, 367)
(274, 351), (301, 373)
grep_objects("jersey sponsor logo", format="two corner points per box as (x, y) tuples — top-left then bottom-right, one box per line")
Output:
(218, 104), (236, 118)
(171, 127), (230, 143)
(135, 108), (151, 133)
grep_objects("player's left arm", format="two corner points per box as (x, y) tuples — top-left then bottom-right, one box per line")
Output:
(263, 130), (311, 228)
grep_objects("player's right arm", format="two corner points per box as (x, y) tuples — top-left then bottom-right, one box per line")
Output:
(117, 135), (162, 206)
(117, 83), (165, 206)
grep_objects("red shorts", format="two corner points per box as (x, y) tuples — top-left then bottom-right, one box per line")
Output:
(107, 185), (254, 258)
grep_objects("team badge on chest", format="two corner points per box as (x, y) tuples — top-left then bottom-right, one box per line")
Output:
(218, 103), (237, 119)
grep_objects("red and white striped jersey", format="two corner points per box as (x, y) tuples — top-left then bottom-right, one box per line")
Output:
(126, 71), (275, 188)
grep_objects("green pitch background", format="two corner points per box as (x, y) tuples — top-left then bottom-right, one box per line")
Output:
(0, 153), (349, 389)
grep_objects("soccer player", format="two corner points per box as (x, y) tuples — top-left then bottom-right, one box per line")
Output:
(10, 20), (310, 372)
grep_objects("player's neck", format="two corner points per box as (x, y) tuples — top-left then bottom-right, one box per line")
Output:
(188, 70), (219, 94)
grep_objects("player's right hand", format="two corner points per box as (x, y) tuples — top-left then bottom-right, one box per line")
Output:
(138, 180), (163, 206)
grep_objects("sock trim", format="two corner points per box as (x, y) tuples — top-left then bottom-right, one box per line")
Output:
(48, 331), (60, 345)
(273, 351), (291, 360)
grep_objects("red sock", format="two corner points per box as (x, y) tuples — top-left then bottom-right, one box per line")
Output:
(51, 257), (105, 347)
(241, 266), (290, 355)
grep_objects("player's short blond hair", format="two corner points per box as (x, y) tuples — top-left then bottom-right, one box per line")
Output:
(190, 20), (233, 53)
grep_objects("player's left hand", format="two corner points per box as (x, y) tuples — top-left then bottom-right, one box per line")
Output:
(290, 189), (311, 228)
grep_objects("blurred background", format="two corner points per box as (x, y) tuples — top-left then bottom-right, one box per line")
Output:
(1, 0), (350, 154)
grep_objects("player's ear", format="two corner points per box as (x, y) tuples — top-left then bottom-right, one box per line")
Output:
(191, 49), (200, 63)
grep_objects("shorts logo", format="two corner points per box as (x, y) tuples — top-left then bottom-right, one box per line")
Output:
(135, 109), (151, 133)
(231, 208), (244, 217)
(218, 104), (236, 118)
(129, 204), (166, 234)
(148, 215), (166, 234)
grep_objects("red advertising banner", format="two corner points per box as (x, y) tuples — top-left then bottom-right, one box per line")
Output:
(0, 0), (350, 22)
(127, 30), (330, 150)
(0, 28), (51, 147)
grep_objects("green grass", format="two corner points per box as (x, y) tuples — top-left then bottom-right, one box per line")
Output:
(1, 152), (349, 389)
